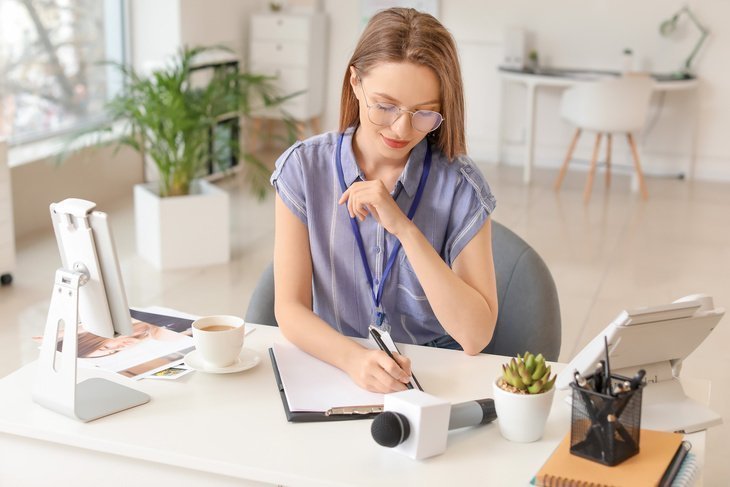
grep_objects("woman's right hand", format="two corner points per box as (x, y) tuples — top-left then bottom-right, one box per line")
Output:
(346, 348), (413, 393)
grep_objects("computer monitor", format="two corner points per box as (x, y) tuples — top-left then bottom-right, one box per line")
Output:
(32, 198), (150, 422)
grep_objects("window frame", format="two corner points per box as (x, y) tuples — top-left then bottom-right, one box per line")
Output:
(5, 0), (130, 166)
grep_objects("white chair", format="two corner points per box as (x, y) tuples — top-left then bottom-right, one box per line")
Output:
(554, 76), (654, 202)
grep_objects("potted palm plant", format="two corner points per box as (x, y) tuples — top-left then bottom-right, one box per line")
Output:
(93, 45), (295, 269)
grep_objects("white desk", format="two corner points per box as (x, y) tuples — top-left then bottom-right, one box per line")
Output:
(497, 68), (699, 183)
(0, 324), (705, 487)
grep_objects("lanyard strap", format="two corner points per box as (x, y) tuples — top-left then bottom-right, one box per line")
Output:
(335, 132), (431, 325)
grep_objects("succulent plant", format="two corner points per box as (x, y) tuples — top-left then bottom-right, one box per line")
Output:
(499, 351), (556, 394)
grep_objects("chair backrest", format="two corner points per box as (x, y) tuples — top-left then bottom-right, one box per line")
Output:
(245, 221), (561, 361)
(245, 261), (277, 328)
(560, 76), (654, 133)
(483, 221), (561, 361)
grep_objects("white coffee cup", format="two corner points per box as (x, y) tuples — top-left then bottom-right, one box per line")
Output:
(192, 315), (246, 368)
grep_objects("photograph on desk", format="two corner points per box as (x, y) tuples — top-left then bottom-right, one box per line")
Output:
(31, 310), (195, 380)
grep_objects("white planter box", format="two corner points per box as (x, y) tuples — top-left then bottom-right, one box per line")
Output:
(134, 180), (230, 270)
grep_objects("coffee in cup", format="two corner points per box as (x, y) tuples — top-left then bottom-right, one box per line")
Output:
(192, 315), (246, 368)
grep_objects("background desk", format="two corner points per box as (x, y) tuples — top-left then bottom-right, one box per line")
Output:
(497, 67), (699, 184)
(0, 324), (705, 487)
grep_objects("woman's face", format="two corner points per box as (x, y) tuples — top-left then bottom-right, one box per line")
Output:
(350, 62), (441, 163)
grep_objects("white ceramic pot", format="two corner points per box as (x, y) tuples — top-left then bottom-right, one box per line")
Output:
(134, 180), (230, 270)
(492, 378), (555, 443)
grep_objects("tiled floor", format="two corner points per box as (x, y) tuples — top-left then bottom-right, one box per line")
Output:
(1, 162), (728, 483)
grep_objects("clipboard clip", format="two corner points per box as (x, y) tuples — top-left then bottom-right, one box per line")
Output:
(325, 405), (384, 416)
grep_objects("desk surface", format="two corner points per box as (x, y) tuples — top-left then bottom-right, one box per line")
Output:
(495, 65), (699, 183)
(498, 66), (699, 91)
(0, 324), (705, 486)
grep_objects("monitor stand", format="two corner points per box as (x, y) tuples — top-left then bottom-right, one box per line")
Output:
(615, 362), (723, 434)
(32, 269), (150, 422)
(640, 379), (722, 433)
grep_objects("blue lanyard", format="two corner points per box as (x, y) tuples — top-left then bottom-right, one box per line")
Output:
(335, 132), (431, 327)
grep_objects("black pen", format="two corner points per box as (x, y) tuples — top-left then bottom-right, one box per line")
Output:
(574, 369), (589, 389)
(369, 327), (414, 390)
(603, 336), (612, 395)
(629, 369), (646, 391)
(593, 361), (604, 394)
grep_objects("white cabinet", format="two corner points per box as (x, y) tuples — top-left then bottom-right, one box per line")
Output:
(248, 12), (327, 134)
(0, 139), (15, 285)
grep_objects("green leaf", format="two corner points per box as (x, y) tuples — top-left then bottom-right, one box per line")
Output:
(60, 44), (301, 199)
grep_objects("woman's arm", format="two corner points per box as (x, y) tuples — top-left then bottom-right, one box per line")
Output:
(340, 182), (498, 355)
(273, 195), (411, 392)
(396, 218), (498, 355)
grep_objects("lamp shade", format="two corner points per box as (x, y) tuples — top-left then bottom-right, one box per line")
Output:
(659, 15), (678, 36)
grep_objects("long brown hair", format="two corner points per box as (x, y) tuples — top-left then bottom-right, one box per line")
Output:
(339, 8), (466, 160)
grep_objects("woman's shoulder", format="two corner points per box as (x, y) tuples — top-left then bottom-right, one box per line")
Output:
(431, 150), (485, 185)
(276, 131), (340, 166)
(432, 149), (496, 212)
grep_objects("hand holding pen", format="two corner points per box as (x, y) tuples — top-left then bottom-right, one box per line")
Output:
(361, 327), (413, 392)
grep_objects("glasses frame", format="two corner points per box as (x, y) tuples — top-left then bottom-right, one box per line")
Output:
(357, 77), (444, 133)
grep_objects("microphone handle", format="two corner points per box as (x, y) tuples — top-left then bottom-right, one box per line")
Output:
(448, 398), (497, 430)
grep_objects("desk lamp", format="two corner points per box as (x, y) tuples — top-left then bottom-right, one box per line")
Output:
(659, 6), (709, 79)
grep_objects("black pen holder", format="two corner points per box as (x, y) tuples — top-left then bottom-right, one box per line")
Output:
(569, 374), (643, 466)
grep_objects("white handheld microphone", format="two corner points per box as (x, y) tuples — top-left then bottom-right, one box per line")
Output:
(371, 398), (496, 447)
(370, 390), (497, 459)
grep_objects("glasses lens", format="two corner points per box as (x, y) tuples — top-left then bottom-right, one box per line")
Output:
(368, 103), (399, 126)
(412, 111), (443, 132)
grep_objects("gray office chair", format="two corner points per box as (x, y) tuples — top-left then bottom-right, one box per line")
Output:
(245, 221), (561, 361)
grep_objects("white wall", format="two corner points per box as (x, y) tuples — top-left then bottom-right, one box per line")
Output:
(130, 0), (262, 71)
(319, 0), (730, 181)
(130, 0), (181, 72)
(127, 0), (730, 181)
(10, 146), (143, 238)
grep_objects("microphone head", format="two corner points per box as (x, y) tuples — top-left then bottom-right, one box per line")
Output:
(371, 411), (410, 448)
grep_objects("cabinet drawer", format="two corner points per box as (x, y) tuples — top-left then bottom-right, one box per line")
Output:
(250, 64), (309, 92)
(251, 15), (311, 42)
(250, 41), (309, 67)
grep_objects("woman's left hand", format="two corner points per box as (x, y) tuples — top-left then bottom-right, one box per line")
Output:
(338, 180), (410, 235)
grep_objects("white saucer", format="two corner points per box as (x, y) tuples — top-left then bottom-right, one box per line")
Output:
(184, 348), (260, 374)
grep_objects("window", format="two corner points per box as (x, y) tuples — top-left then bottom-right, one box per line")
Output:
(0, 0), (126, 145)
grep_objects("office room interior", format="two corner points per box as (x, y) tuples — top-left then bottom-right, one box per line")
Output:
(1, 0), (729, 484)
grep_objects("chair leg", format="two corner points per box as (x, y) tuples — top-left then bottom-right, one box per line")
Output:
(583, 133), (603, 203)
(626, 133), (649, 200)
(554, 128), (581, 191)
(605, 133), (612, 188)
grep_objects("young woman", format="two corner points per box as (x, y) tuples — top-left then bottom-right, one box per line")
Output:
(271, 8), (498, 393)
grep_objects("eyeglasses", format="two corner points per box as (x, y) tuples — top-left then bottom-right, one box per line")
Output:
(358, 78), (444, 133)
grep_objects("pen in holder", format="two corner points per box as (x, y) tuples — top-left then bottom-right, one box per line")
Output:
(570, 373), (644, 466)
